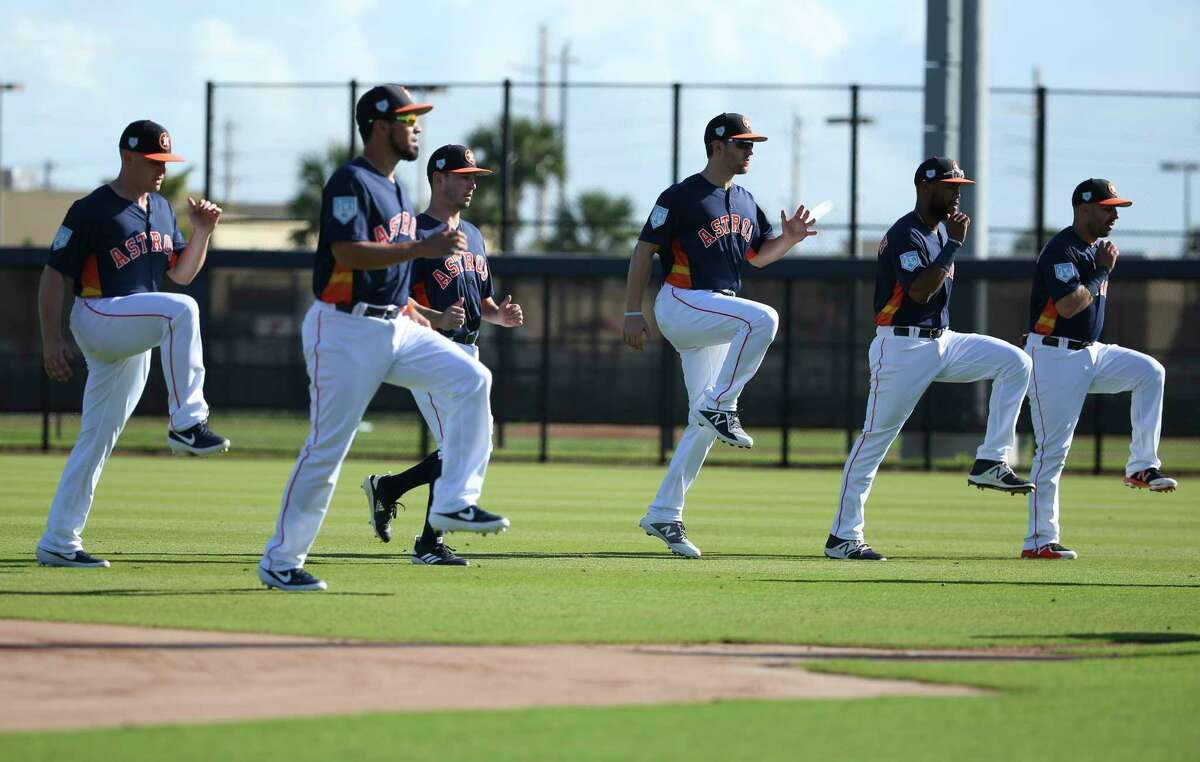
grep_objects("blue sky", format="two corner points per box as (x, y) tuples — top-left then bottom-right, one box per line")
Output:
(2, 0), (1198, 254)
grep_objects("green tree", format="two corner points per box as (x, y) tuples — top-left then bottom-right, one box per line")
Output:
(543, 190), (636, 255)
(464, 118), (564, 239)
(288, 144), (352, 247)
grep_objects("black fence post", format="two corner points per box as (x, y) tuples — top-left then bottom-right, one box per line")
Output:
(500, 79), (514, 252)
(780, 278), (793, 467)
(922, 395), (933, 470)
(204, 81), (214, 201)
(843, 84), (862, 455)
(1092, 395), (1103, 475)
(538, 274), (552, 463)
(40, 367), (49, 452)
(658, 83), (683, 466)
(420, 417), (430, 456)
(349, 79), (359, 155)
(1034, 86), (1047, 255)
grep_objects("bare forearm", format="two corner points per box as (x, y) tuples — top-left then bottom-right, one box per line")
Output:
(332, 240), (431, 270)
(1055, 286), (1092, 319)
(907, 268), (949, 303)
(38, 267), (69, 342)
(481, 297), (501, 323)
(624, 243), (657, 311)
(168, 229), (212, 285)
(750, 234), (801, 268)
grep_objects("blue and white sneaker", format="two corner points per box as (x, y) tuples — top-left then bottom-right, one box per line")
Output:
(428, 505), (509, 534)
(258, 566), (327, 592)
(168, 421), (230, 456)
(36, 547), (111, 568)
(638, 517), (701, 558)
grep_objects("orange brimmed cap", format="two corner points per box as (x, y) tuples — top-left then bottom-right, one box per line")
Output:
(119, 120), (185, 162)
(1072, 178), (1132, 207)
(704, 113), (768, 145)
(355, 84), (433, 132)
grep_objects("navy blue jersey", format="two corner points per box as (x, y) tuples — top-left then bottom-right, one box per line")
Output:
(47, 185), (185, 298)
(411, 214), (493, 340)
(1029, 227), (1105, 342)
(313, 156), (415, 307)
(873, 211), (955, 328)
(637, 173), (774, 293)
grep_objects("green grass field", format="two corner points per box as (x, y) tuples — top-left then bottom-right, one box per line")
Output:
(1, 454), (1197, 760)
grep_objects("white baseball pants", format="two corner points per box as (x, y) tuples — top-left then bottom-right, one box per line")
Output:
(414, 343), (479, 449)
(830, 327), (1032, 541)
(261, 302), (493, 572)
(1024, 337), (1165, 549)
(646, 285), (779, 521)
(39, 293), (210, 554)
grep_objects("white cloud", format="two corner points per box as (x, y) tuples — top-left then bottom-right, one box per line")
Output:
(5, 15), (108, 88)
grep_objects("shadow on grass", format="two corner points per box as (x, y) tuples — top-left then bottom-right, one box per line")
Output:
(980, 632), (1200, 644)
(756, 578), (1200, 589)
(0, 588), (394, 597)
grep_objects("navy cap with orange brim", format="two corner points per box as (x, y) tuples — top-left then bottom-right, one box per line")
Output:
(704, 113), (769, 144)
(119, 120), (185, 162)
(356, 84), (433, 131)
(1072, 178), (1132, 207)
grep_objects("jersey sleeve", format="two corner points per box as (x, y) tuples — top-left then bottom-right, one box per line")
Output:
(637, 187), (675, 249)
(409, 258), (431, 307)
(321, 169), (371, 244)
(886, 228), (934, 291)
(46, 201), (90, 280)
(750, 204), (775, 251)
(478, 251), (494, 300)
(1037, 242), (1082, 301)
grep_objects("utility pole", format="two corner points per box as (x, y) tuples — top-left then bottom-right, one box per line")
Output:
(42, 159), (56, 189)
(534, 24), (549, 242)
(557, 40), (577, 213)
(790, 114), (803, 209)
(0, 82), (24, 246)
(222, 119), (236, 203)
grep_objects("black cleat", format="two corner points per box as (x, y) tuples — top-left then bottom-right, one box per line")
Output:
(412, 536), (469, 566)
(824, 534), (887, 561)
(693, 408), (754, 448)
(167, 420), (230, 456)
(361, 474), (402, 543)
(258, 566), (327, 592)
(35, 548), (111, 568)
(967, 459), (1034, 495)
(428, 505), (509, 535)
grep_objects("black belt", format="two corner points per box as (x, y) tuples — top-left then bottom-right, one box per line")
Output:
(893, 326), (944, 339)
(335, 303), (400, 319)
(442, 330), (479, 345)
(1042, 335), (1092, 351)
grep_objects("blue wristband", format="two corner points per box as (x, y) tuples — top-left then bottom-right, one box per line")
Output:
(932, 239), (961, 271)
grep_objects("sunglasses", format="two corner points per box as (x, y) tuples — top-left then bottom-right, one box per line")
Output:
(725, 139), (755, 151)
(388, 113), (418, 126)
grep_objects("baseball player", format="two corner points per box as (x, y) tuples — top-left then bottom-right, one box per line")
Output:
(1023, 179), (1177, 560)
(825, 157), (1035, 561)
(362, 144), (523, 567)
(258, 87), (508, 592)
(623, 113), (819, 558)
(35, 120), (228, 568)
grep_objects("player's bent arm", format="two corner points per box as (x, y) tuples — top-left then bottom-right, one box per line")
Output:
(331, 233), (459, 270)
(167, 228), (212, 285)
(1054, 286), (1092, 319)
(907, 266), (951, 304)
(749, 234), (802, 268)
(623, 241), (658, 351)
(38, 266), (76, 381)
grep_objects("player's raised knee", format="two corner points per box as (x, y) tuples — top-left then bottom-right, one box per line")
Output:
(754, 304), (779, 337)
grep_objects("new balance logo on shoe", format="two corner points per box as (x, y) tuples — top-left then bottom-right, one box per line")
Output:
(967, 459), (1034, 495)
(638, 517), (701, 558)
(694, 408), (754, 448)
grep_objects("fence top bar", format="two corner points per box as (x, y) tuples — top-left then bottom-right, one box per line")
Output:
(210, 80), (1200, 99)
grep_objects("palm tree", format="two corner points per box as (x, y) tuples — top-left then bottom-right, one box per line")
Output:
(543, 190), (637, 255)
(288, 144), (352, 247)
(464, 118), (565, 243)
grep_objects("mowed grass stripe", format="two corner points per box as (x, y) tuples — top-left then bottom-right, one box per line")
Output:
(0, 455), (1195, 647)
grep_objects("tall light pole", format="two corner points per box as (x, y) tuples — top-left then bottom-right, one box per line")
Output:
(1160, 161), (1199, 246)
(0, 82), (25, 247)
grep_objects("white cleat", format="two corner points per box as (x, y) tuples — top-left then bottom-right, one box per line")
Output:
(639, 517), (702, 558)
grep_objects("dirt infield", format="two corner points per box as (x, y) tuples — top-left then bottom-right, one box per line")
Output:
(0, 620), (1000, 732)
